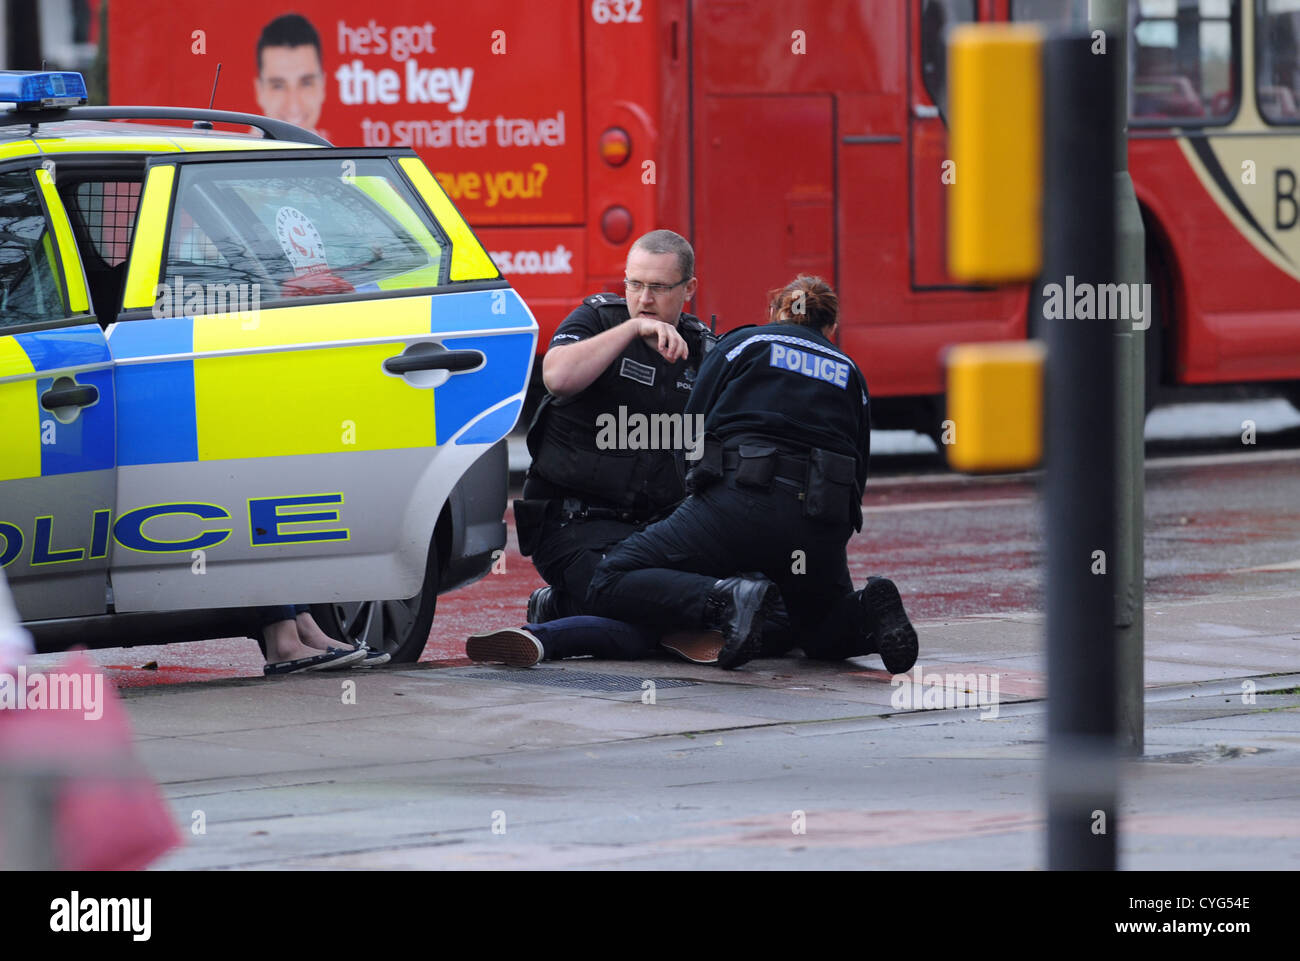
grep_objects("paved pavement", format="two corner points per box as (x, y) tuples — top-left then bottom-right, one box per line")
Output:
(120, 586), (1300, 870)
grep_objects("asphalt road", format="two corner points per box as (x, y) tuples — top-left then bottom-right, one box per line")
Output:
(34, 441), (1300, 688)
(17, 406), (1299, 873)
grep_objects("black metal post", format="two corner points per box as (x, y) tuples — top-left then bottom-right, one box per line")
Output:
(1043, 33), (1119, 870)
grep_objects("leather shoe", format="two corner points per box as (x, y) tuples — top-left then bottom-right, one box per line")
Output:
(860, 576), (917, 674)
(704, 575), (776, 670)
(526, 586), (561, 624)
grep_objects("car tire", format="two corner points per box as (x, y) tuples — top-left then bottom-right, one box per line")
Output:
(309, 538), (440, 663)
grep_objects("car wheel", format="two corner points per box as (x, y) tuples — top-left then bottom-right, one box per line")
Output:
(310, 539), (440, 663)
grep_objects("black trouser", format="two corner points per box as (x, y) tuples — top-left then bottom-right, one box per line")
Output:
(527, 506), (796, 659)
(585, 473), (870, 659)
(530, 513), (643, 618)
(527, 513), (662, 658)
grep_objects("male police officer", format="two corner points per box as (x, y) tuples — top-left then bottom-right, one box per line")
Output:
(585, 275), (918, 673)
(503, 230), (716, 660)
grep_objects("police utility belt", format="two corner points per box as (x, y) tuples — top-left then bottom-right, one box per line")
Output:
(557, 498), (644, 524)
(513, 495), (652, 557)
(687, 434), (862, 529)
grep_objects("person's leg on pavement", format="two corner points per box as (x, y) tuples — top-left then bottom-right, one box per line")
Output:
(587, 485), (786, 668)
(256, 605), (365, 673)
(778, 535), (917, 672)
(291, 604), (393, 666)
(290, 605), (339, 652)
(774, 536), (866, 659)
(525, 511), (790, 660)
(530, 517), (639, 619)
(506, 516), (676, 661)
(757, 595), (797, 657)
(530, 616), (660, 660)
(258, 605), (316, 662)
(585, 492), (739, 629)
(466, 615), (662, 666)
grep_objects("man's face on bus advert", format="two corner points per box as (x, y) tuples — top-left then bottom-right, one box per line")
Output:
(256, 44), (325, 132)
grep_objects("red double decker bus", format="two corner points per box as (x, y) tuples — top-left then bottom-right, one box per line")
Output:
(112, 1), (1300, 433)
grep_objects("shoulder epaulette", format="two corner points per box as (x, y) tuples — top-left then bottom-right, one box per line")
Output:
(678, 312), (710, 334)
(583, 292), (627, 309)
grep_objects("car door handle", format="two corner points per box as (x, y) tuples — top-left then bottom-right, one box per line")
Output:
(40, 383), (99, 410)
(383, 345), (485, 375)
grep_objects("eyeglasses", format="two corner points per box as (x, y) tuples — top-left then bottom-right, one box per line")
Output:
(624, 277), (688, 295)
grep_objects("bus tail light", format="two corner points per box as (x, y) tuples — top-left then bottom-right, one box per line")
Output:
(599, 127), (631, 166)
(601, 205), (633, 244)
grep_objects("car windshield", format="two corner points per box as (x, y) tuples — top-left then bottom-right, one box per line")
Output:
(164, 157), (447, 308)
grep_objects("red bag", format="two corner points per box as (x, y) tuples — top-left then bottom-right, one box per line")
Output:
(0, 651), (182, 870)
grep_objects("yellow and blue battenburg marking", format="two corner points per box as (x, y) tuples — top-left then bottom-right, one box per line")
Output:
(0, 493), (352, 565)
(0, 324), (115, 482)
(108, 289), (534, 466)
(2, 288), (533, 563)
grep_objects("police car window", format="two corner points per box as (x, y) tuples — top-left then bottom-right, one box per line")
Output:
(73, 181), (141, 266)
(0, 169), (67, 329)
(171, 210), (229, 269)
(164, 158), (447, 306)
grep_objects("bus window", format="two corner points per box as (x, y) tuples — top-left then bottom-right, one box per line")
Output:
(1132, 0), (1239, 125)
(1010, 0), (1090, 29)
(921, 0), (976, 119)
(1258, 0), (1300, 123)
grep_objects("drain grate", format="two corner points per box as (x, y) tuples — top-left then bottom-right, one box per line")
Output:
(459, 668), (698, 693)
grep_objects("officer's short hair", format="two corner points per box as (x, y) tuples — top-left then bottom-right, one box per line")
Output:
(630, 230), (694, 282)
(769, 275), (838, 331)
(258, 13), (323, 74)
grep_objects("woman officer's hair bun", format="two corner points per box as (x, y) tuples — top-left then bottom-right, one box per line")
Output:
(768, 275), (839, 331)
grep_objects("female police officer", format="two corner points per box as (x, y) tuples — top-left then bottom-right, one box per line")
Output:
(585, 275), (918, 672)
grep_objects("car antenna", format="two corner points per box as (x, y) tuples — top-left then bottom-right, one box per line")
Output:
(208, 63), (222, 109)
(192, 63), (222, 131)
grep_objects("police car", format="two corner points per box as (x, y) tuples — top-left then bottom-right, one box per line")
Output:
(0, 72), (536, 662)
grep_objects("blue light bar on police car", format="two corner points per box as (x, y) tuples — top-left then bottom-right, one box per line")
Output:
(0, 71), (88, 109)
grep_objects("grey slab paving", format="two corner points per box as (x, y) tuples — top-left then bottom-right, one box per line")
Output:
(99, 590), (1300, 869)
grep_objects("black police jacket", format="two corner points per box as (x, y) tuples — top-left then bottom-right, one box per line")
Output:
(524, 293), (716, 514)
(686, 321), (872, 501)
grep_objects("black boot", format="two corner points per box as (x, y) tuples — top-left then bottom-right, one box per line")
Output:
(758, 594), (797, 657)
(704, 575), (776, 669)
(859, 576), (917, 674)
(526, 586), (562, 625)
